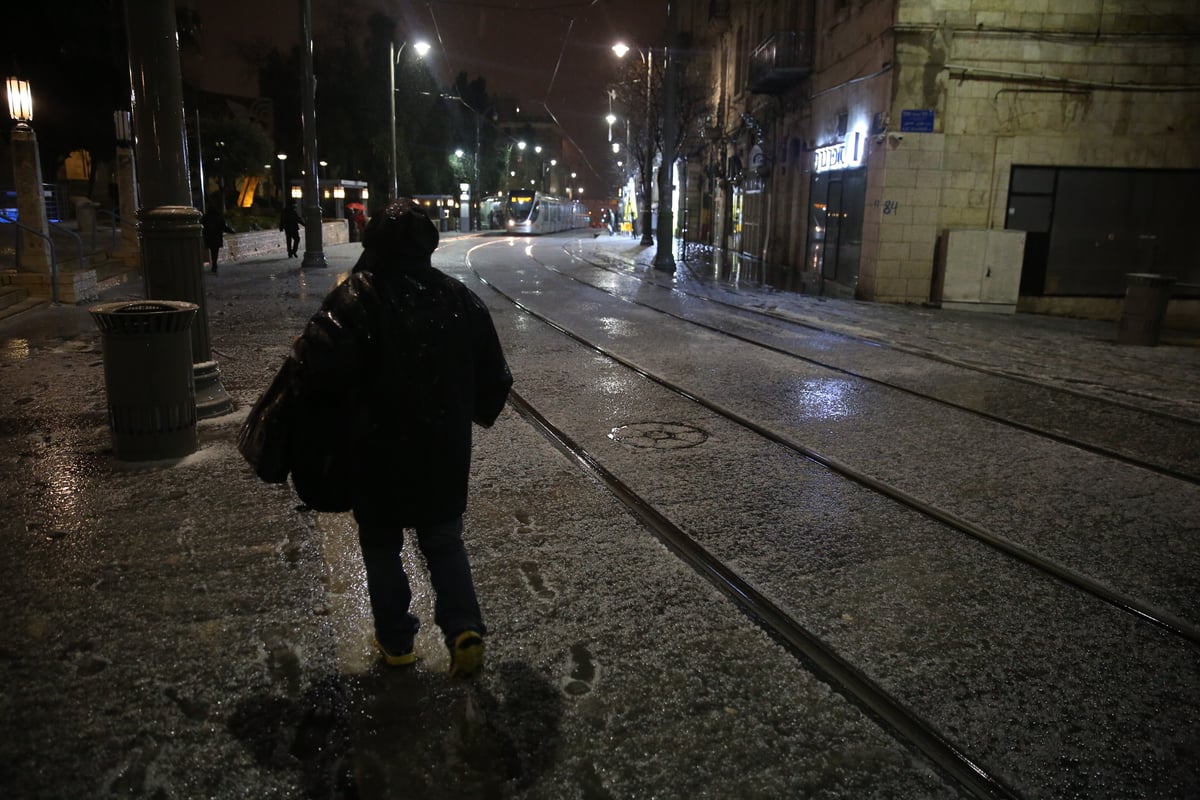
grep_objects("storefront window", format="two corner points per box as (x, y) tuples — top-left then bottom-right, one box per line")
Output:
(806, 168), (865, 294)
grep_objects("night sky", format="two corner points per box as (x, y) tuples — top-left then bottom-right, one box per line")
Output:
(188, 0), (667, 189)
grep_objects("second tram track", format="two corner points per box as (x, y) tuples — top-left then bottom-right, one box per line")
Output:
(547, 245), (1200, 486)
(467, 252), (1200, 651)
(457, 237), (1198, 799)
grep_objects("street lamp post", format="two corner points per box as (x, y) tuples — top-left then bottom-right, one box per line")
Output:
(651, 2), (680, 272)
(276, 152), (287, 201)
(113, 110), (139, 257)
(614, 20), (678, 271)
(613, 43), (655, 246)
(389, 38), (431, 200)
(453, 149), (475, 229)
(124, 0), (232, 417)
(6, 77), (52, 279)
(299, 0), (325, 268)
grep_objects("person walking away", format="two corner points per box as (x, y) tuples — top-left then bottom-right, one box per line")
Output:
(280, 199), (305, 258)
(291, 198), (512, 677)
(201, 205), (234, 274)
(354, 207), (367, 240)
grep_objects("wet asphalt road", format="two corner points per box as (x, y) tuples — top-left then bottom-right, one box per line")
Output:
(0, 232), (1197, 798)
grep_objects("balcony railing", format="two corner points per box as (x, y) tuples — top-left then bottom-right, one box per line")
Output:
(748, 31), (812, 94)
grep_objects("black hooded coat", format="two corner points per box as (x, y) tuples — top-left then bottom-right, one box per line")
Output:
(290, 202), (511, 528)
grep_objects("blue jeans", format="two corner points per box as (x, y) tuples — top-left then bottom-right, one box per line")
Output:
(357, 515), (485, 654)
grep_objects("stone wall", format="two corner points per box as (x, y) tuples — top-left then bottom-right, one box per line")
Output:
(0, 268), (99, 305)
(224, 220), (350, 262)
(1, 220), (352, 305)
(871, 1), (1200, 314)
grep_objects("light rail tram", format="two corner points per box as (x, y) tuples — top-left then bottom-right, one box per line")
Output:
(505, 190), (590, 235)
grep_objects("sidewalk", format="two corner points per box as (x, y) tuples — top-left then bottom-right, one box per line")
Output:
(0, 234), (1196, 798)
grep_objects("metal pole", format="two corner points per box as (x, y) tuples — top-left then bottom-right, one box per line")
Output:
(653, 0), (679, 272)
(194, 109), (206, 212)
(474, 114), (481, 229)
(113, 112), (139, 257)
(299, 0), (326, 268)
(640, 50), (654, 246)
(9, 123), (51, 273)
(124, 0), (231, 417)
(389, 40), (398, 200)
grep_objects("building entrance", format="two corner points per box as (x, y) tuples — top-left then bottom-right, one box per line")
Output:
(806, 168), (865, 296)
(1006, 166), (1198, 297)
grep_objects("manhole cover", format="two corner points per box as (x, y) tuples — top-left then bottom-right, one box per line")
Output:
(609, 421), (709, 450)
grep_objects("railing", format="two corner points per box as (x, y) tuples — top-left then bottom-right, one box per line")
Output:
(48, 220), (84, 273)
(748, 31), (813, 94)
(94, 207), (135, 252)
(0, 210), (60, 304)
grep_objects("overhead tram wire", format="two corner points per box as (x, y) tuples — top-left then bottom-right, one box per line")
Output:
(425, 0), (609, 186)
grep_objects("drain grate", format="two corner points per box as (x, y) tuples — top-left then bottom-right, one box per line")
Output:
(608, 421), (709, 450)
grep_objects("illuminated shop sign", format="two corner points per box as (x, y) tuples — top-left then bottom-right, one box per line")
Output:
(814, 132), (864, 173)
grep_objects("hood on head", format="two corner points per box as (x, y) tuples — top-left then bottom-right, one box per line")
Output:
(362, 198), (439, 263)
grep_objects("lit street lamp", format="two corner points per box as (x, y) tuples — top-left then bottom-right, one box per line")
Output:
(276, 152), (287, 200)
(6, 77), (52, 280)
(389, 38), (431, 199)
(613, 23), (678, 271)
(612, 42), (655, 246)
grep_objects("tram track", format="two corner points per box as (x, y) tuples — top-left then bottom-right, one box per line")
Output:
(547, 246), (1200, 486)
(506, 387), (1020, 800)
(470, 260), (1200, 649)
(647, 249), (1198, 425)
(459, 240), (1199, 798)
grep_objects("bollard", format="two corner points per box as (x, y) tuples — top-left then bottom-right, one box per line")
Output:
(90, 300), (199, 460)
(1117, 273), (1175, 346)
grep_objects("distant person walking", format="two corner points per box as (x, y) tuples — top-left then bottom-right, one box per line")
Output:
(280, 200), (304, 258)
(201, 205), (234, 274)
(290, 198), (512, 677)
(352, 207), (366, 241)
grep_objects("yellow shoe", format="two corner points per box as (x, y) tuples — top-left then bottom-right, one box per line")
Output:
(448, 631), (484, 679)
(373, 637), (416, 667)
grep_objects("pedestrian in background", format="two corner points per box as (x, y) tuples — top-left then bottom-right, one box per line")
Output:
(280, 200), (304, 258)
(201, 204), (234, 274)
(290, 198), (512, 677)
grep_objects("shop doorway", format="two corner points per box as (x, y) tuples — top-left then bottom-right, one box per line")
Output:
(806, 168), (865, 295)
(1006, 166), (1198, 296)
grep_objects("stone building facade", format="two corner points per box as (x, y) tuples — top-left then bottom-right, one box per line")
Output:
(676, 0), (1200, 327)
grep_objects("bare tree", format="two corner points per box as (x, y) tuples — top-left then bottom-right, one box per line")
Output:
(609, 45), (708, 244)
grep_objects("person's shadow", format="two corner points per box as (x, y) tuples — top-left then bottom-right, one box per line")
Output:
(228, 660), (563, 799)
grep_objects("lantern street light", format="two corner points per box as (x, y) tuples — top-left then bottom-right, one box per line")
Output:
(389, 38), (432, 199)
(6, 77), (52, 279)
(7, 78), (33, 124)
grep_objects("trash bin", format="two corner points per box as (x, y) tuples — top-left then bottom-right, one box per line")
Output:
(90, 300), (199, 460)
(1117, 273), (1175, 346)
